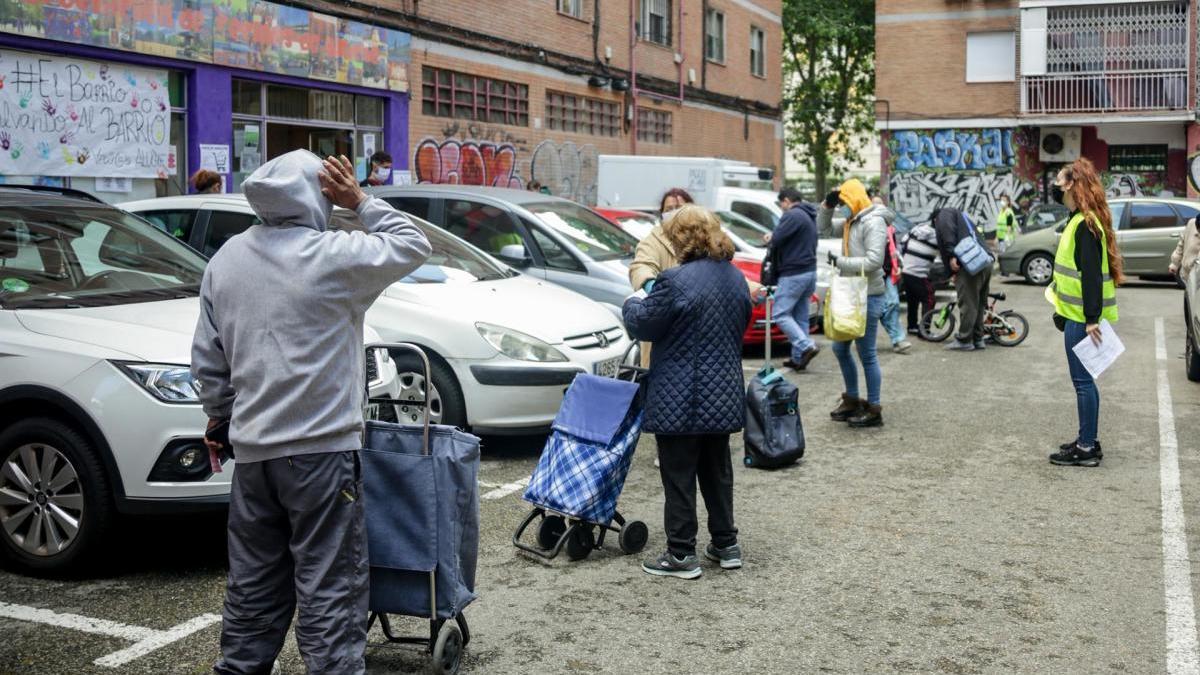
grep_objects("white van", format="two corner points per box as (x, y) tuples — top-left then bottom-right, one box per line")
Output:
(596, 155), (783, 230)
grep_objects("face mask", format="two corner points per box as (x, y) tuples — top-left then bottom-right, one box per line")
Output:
(662, 208), (681, 222)
(1050, 185), (1065, 205)
(372, 167), (391, 183)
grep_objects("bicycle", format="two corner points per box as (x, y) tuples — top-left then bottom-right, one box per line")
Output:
(918, 292), (1030, 346)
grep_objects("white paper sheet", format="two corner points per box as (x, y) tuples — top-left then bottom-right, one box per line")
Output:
(1071, 319), (1124, 379)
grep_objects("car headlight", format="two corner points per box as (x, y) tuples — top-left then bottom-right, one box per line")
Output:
(113, 362), (201, 403)
(475, 323), (567, 362)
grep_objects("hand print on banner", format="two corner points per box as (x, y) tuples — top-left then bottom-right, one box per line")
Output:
(9, 143), (22, 160)
(890, 129), (1016, 172)
(413, 138), (524, 189)
(36, 142), (50, 160)
(0, 132), (9, 151)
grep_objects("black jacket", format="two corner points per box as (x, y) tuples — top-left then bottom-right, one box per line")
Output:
(933, 207), (968, 264)
(1072, 213), (1105, 324)
(622, 258), (752, 435)
(768, 203), (818, 276)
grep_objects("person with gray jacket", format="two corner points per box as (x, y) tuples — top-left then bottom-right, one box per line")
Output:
(817, 178), (887, 428)
(192, 150), (432, 675)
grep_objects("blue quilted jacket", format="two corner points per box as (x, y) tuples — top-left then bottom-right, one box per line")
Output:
(622, 258), (753, 435)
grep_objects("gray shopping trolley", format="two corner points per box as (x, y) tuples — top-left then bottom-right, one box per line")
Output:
(364, 344), (480, 675)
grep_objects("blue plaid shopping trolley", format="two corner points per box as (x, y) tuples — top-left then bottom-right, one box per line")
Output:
(512, 367), (650, 561)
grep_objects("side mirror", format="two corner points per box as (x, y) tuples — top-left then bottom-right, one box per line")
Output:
(497, 244), (532, 268)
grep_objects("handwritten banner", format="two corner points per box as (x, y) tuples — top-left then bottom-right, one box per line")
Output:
(0, 0), (411, 92)
(0, 50), (171, 178)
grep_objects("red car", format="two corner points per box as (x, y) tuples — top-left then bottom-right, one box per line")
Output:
(733, 254), (820, 346)
(595, 208), (817, 347)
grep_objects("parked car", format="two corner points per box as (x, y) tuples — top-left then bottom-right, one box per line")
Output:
(1021, 202), (1070, 233)
(0, 186), (398, 573)
(1185, 261), (1200, 382)
(366, 185), (639, 318)
(594, 207), (659, 241)
(999, 197), (1200, 285)
(120, 194), (632, 435)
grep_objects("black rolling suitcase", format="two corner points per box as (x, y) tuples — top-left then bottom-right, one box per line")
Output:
(743, 291), (805, 469)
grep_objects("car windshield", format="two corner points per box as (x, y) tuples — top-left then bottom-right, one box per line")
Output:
(612, 214), (659, 240)
(0, 202), (205, 310)
(716, 210), (770, 247)
(525, 201), (638, 261)
(329, 210), (510, 283)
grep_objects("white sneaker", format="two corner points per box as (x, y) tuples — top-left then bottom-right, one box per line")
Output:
(892, 340), (913, 354)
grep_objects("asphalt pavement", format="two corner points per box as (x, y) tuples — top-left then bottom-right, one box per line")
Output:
(1, 278), (1198, 674)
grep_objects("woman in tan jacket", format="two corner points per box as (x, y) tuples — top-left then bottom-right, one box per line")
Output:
(1169, 217), (1200, 279)
(629, 189), (695, 367)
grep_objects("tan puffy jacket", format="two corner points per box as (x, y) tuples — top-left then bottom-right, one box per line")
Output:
(1171, 218), (1200, 274)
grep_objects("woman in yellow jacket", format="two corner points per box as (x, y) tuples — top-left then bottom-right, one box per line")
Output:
(1047, 158), (1123, 467)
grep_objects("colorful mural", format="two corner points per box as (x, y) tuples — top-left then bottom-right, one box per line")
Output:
(413, 135), (601, 205)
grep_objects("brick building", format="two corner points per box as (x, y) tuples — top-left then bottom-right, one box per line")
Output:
(876, 0), (1199, 227)
(386, 0), (785, 205)
(0, 1), (780, 205)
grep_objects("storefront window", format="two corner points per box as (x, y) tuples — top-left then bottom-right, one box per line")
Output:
(232, 81), (386, 191)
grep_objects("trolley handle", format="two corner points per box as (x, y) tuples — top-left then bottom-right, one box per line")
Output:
(366, 342), (432, 456)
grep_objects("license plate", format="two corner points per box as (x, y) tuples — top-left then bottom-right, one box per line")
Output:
(593, 356), (622, 378)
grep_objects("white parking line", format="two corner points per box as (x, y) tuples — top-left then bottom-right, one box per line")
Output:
(481, 476), (529, 500)
(1155, 317), (1200, 675)
(0, 601), (220, 669)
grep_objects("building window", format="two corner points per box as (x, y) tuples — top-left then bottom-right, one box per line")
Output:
(422, 66), (529, 126)
(546, 91), (620, 137)
(750, 26), (766, 78)
(557, 0), (584, 19)
(640, 0), (672, 46)
(637, 108), (672, 144)
(966, 32), (1016, 83)
(705, 9), (725, 63)
(1109, 145), (1168, 173)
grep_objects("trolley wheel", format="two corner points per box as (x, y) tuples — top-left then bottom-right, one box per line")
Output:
(565, 524), (595, 561)
(536, 515), (566, 550)
(618, 520), (649, 555)
(429, 620), (463, 675)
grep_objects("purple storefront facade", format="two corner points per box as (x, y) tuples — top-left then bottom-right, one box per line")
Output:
(0, 25), (410, 200)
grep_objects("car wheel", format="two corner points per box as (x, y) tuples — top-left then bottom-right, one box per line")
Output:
(1022, 253), (1055, 286)
(0, 418), (113, 575)
(390, 350), (467, 429)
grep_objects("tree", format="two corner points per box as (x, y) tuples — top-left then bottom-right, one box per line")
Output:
(782, 0), (875, 199)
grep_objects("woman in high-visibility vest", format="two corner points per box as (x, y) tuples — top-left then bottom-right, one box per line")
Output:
(1047, 158), (1124, 467)
(994, 195), (1017, 254)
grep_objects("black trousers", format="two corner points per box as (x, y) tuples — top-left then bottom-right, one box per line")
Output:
(655, 433), (737, 558)
(215, 451), (368, 675)
(901, 273), (936, 332)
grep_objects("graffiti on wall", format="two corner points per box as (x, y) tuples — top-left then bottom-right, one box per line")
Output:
(530, 140), (598, 205)
(888, 172), (1038, 228)
(439, 121), (530, 152)
(890, 129), (1016, 172)
(413, 138), (524, 189)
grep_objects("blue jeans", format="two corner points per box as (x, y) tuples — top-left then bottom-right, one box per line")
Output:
(880, 277), (905, 345)
(832, 294), (884, 405)
(1064, 319), (1099, 447)
(773, 271), (817, 359)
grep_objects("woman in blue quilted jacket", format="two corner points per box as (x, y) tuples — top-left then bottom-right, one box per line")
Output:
(623, 205), (754, 580)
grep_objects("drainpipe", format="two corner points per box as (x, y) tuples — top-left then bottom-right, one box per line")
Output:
(629, 0), (688, 155)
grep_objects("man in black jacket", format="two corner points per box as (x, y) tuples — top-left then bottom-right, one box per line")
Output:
(768, 188), (821, 370)
(933, 207), (993, 351)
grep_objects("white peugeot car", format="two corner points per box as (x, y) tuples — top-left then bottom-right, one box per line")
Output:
(0, 186), (398, 574)
(120, 194), (631, 434)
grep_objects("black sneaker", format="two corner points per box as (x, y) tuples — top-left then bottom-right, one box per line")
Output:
(973, 340), (987, 350)
(642, 551), (702, 579)
(1049, 443), (1101, 467)
(704, 542), (743, 570)
(1059, 440), (1103, 459)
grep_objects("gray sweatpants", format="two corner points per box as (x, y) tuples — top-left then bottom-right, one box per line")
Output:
(214, 451), (368, 675)
(955, 265), (993, 343)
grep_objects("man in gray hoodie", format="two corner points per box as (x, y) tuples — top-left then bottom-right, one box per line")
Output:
(192, 150), (431, 675)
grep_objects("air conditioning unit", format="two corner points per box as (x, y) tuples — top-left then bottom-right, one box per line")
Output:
(1039, 127), (1082, 163)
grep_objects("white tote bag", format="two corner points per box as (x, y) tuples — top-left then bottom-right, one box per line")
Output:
(824, 271), (868, 342)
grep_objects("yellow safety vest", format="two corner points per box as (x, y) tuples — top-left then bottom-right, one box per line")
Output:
(995, 207), (1015, 240)
(1052, 212), (1118, 323)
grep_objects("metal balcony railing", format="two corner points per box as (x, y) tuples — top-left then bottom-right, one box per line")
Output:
(1020, 70), (1190, 114)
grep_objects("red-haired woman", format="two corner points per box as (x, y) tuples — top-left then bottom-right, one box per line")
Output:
(1048, 158), (1123, 467)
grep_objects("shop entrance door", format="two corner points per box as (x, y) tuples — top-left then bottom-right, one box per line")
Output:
(266, 122), (353, 161)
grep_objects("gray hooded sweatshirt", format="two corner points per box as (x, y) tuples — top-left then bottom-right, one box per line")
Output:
(191, 150), (432, 463)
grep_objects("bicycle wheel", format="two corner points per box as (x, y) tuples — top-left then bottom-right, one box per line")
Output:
(919, 306), (956, 342)
(990, 310), (1029, 347)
